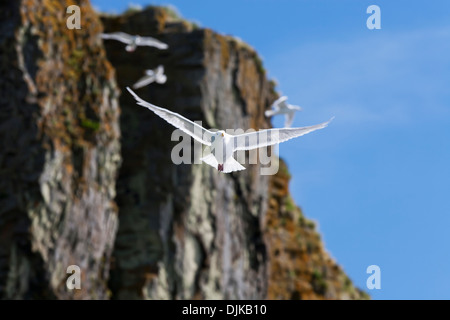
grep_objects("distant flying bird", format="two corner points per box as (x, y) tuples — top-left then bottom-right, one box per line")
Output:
(100, 32), (168, 52)
(133, 65), (167, 89)
(265, 96), (302, 128)
(127, 87), (333, 173)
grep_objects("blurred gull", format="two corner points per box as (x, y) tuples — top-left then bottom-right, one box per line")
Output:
(133, 65), (167, 89)
(265, 96), (302, 128)
(100, 32), (168, 52)
(127, 87), (333, 173)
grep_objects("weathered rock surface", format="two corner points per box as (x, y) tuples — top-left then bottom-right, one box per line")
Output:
(102, 7), (368, 300)
(0, 0), (120, 299)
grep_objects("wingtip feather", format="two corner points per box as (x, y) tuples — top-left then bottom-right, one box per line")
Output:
(327, 116), (335, 124)
(126, 86), (137, 97)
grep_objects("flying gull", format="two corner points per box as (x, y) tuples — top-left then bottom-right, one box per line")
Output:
(127, 87), (333, 173)
(265, 96), (302, 128)
(100, 32), (168, 52)
(133, 65), (167, 89)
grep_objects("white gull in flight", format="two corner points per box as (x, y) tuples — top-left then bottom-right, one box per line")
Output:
(265, 96), (302, 128)
(127, 87), (333, 173)
(101, 32), (168, 52)
(133, 65), (167, 89)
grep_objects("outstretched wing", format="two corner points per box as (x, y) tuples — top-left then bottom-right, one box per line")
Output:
(272, 96), (288, 110)
(233, 117), (334, 151)
(132, 74), (156, 89)
(265, 96), (287, 117)
(139, 37), (169, 49)
(154, 65), (167, 83)
(265, 108), (279, 117)
(126, 87), (213, 145)
(155, 65), (164, 75)
(284, 111), (295, 128)
(101, 32), (133, 44)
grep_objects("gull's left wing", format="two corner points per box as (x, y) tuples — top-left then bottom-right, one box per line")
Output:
(101, 32), (133, 43)
(127, 87), (213, 145)
(233, 117), (334, 151)
(139, 37), (169, 50)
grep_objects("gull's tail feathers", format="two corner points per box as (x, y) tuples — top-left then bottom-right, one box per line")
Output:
(284, 110), (295, 128)
(200, 154), (246, 173)
(223, 157), (246, 173)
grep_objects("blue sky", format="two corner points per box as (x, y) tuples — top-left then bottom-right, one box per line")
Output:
(92, 0), (450, 299)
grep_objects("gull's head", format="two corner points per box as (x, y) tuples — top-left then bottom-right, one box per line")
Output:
(213, 131), (225, 141)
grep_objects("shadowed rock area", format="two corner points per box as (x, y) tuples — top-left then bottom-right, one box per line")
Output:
(0, 0), (120, 299)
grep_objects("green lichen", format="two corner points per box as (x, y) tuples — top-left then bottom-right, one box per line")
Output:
(306, 219), (316, 230)
(269, 79), (278, 96)
(253, 54), (265, 75)
(285, 196), (296, 212)
(80, 118), (100, 131)
(312, 269), (328, 294)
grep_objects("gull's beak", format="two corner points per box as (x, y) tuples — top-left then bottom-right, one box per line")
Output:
(221, 133), (224, 137)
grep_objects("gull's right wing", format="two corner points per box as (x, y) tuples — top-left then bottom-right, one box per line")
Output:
(139, 37), (169, 50)
(127, 87), (214, 145)
(272, 96), (288, 110)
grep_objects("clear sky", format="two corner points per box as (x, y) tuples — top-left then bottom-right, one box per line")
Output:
(92, 0), (450, 299)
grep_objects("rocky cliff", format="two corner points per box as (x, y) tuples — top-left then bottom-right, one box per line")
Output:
(0, 1), (367, 300)
(0, 0), (120, 299)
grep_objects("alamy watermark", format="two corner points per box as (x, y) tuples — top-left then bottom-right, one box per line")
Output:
(366, 5), (381, 30)
(66, 265), (81, 290)
(66, 5), (81, 30)
(366, 265), (381, 290)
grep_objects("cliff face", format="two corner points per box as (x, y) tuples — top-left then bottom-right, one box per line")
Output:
(0, 1), (366, 300)
(0, 0), (120, 299)
(101, 7), (367, 300)
(101, 9), (275, 299)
